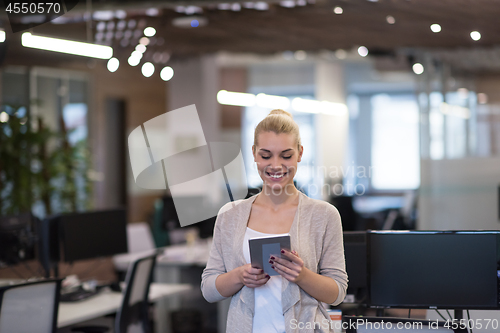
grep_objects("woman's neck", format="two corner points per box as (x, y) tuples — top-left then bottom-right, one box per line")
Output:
(257, 184), (300, 209)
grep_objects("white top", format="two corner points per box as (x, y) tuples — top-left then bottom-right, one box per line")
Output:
(243, 227), (287, 333)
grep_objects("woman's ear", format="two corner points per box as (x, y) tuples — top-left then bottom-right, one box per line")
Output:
(252, 145), (256, 160)
(297, 145), (304, 162)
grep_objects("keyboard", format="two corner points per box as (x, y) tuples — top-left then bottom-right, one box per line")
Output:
(60, 287), (99, 302)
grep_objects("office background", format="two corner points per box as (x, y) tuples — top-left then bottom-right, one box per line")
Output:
(1, 0), (500, 331)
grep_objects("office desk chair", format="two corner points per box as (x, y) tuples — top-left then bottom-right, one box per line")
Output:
(72, 253), (158, 333)
(0, 279), (62, 333)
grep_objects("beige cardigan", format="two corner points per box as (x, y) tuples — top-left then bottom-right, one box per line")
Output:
(201, 192), (348, 333)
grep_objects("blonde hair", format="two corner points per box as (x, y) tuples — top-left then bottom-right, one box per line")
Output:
(253, 109), (302, 150)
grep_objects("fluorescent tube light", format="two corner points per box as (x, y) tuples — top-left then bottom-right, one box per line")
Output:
(217, 90), (256, 107)
(0, 31), (5, 43)
(21, 32), (113, 59)
(256, 93), (290, 109)
(292, 98), (348, 115)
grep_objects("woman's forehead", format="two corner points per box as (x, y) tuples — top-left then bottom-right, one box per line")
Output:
(257, 131), (296, 145)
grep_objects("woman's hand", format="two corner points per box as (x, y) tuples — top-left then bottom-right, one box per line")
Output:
(269, 249), (306, 283)
(239, 264), (270, 288)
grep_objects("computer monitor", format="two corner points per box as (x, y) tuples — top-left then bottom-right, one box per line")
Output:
(162, 196), (215, 239)
(367, 230), (500, 309)
(57, 209), (128, 262)
(343, 231), (367, 302)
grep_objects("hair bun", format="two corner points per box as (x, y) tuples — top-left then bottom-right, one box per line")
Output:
(268, 109), (293, 119)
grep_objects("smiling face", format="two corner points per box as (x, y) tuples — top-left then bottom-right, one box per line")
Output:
(253, 131), (303, 193)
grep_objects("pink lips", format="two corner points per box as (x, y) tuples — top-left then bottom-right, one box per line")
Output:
(266, 171), (287, 181)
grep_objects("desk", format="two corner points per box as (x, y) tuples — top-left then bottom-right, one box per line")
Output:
(113, 240), (231, 333)
(58, 283), (192, 328)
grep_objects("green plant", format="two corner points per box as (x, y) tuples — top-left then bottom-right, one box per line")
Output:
(0, 105), (92, 217)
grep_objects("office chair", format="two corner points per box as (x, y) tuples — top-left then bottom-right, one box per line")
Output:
(72, 253), (158, 333)
(0, 279), (62, 333)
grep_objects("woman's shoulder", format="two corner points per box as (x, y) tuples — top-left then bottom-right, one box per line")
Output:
(218, 194), (255, 214)
(300, 192), (340, 217)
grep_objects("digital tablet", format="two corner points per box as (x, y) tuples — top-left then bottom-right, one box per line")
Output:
(249, 234), (291, 276)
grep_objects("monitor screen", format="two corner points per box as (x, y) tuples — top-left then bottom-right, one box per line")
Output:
(343, 231), (367, 301)
(368, 231), (500, 309)
(58, 209), (128, 262)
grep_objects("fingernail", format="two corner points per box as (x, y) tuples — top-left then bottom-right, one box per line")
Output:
(271, 265), (275, 269)
(266, 275), (270, 278)
(281, 249), (285, 253)
(270, 256), (275, 260)
(269, 260), (274, 264)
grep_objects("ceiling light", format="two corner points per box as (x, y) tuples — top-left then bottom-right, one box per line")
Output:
(144, 27), (156, 37)
(291, 98), (347, 115)
(115, 10), (127, 19)
(333, 7), (343, 14)
(131, 50), (143, 59)
(357, 46), (369, 57)
(412, 63), (424, 75)
(297, 0), (307, 6)
(107, 22), (115, 30)
(117, 21), (126, 30)
(231, 3), (241, 11)
(135, 44), (146, 53)
(0, 112), (8, 123)
(335, 49), (347, 59)
(107, 58), (119, 72)
(139, 37), (150, 45)
(128, 56), (141, 66)
(294, 50), (307, 60)
(93, 11), (114, 21)
(141, 62), (155, 77)
(160, 67), (174, 81)
(243, 2), (255, 8)
(22, 32), (113, 59)
(217, 90), (256, 107)
(256, 93), (290, 109)
(172, 16), (208, 28)
(96, 22), (106, 31)
(430, 24), (441, 33)
(280, 1), (296, 8)
(128, 20), (136, 29)
(477, 93), (488, 104)
(0, 31), (6, 43)
(255, 2), (269, 10)
(386, 15), (395, 24)
(470, 31), (481, 41)
(185, 6), (203, 15)
(145, 8), (160, 16)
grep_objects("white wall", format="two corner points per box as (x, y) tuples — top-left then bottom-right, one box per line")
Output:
(419, 157), (500, 230)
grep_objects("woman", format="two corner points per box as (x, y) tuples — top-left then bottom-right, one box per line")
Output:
(201, 109), (348, 333)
